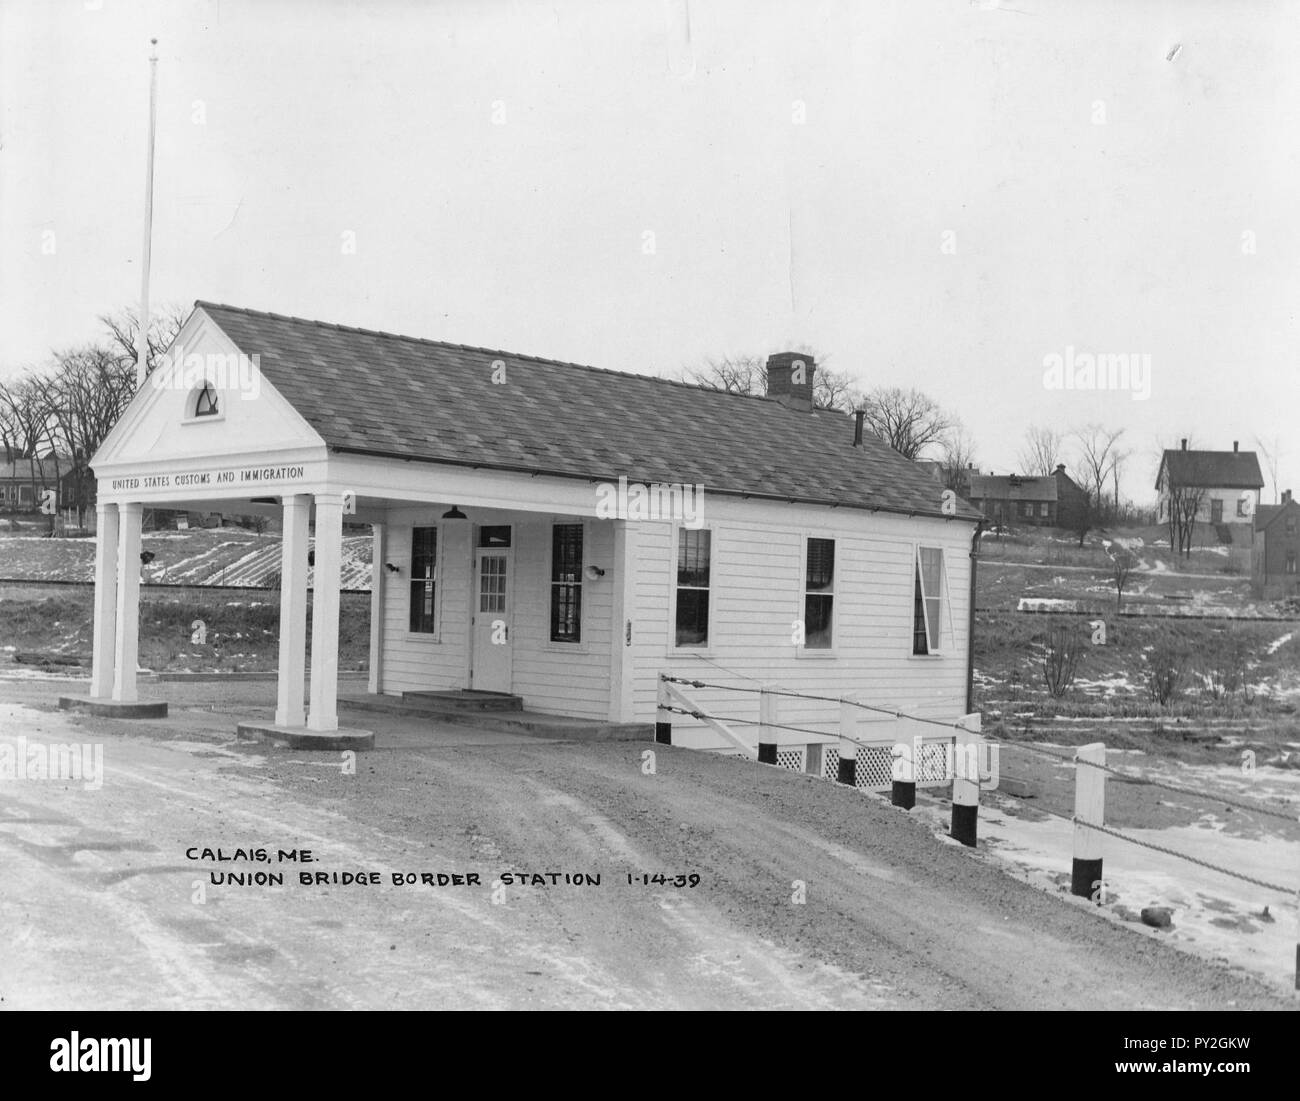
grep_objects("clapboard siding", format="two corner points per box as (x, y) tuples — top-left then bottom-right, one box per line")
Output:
(628, 500), (975, 748)
(379, 512), (613, 719)
(508, 517), (613, 719)
(380, 519), (471, 693)
(378, 497), (976, 734)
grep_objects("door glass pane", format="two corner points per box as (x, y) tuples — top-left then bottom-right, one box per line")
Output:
(479, 556), (507, 613)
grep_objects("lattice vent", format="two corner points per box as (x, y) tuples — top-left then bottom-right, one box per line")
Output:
(775, 748), (804, 772)
(823, 747), (840, 781)
(855, 745), (895, 790)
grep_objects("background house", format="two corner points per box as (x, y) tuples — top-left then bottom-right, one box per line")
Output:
(963, 465), (1086, 529)
(1253, 489), (1300, 599)
(966, 473), (1055, 527)
(0, 455), (75, 513)
(1156, 440), (1264, 569)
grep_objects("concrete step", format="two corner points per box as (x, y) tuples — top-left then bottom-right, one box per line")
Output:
(343, 693), (651, 742)
(401, 690), (523, 712)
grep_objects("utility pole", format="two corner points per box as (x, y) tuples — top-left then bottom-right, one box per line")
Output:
(137, 38), (159, 389)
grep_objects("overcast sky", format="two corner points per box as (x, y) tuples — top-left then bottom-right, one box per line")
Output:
(3, 0), (1296, 503)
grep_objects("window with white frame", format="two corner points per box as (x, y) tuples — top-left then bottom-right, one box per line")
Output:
(912, 546), (947, 655)
(803, 537), (834, 649)
(675, 528), (711, 647)
(409, 527), (437, 633)
(1237, 498), (1249, 517)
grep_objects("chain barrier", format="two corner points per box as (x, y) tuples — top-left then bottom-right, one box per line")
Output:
(661, 673), (970, 731)
(1075, 817), (1294, 895)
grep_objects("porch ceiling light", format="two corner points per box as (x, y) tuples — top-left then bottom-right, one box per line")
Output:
(441, 505), (467, 520)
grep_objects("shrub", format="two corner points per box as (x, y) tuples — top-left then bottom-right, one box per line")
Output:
(1145, 642), (1190, 705)
(1201, 631), (1252, 701)
(1041, 624), (1083, 698)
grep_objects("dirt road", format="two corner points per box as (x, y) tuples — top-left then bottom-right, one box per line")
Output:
(0, 680), (1291, 1010)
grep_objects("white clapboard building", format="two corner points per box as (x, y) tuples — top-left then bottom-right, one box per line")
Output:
(81, 302), (983, 752)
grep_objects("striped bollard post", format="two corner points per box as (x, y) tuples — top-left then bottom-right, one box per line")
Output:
(655, 676), (672, 745)
(950, 713), (981, 847)
(891, 716), (916, 809)
(837, 697), (858, 786)
(757, 685), (777, 764)
(1071, 742), (1107, 900)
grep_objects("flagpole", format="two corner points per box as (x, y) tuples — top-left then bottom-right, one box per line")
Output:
(137, 37), (159, 389)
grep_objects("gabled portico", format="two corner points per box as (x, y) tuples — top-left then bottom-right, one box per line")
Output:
(59, 304), (376, 745)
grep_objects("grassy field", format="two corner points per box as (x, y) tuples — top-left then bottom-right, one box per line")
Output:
(0, 584), (371, 673)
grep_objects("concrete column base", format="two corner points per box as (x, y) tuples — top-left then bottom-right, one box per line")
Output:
(58, 696), (168, 719)
(236, 720), (374, 752)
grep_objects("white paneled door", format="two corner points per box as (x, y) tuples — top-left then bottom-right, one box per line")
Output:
(471, 543), (513, 693)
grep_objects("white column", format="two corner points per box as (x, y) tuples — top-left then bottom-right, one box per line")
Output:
(275, 494), (311, 727)
(90, 501), (120, 698)
(607, 519), (636, 721)
(307, 493), (344, 732)
(368, 521), (386, 695)
(112, 502), (143, 702)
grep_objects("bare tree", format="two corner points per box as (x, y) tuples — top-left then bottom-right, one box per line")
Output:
(0, 307), (184, 525)
(1070, 486), (1095, 548)
(1256, 435), (1283, 505)
(683, 354), (764, 396)
(0, 378), (48, 462)
(1072, 424), (1126, 525)
(682, 351), (857, 412)
(1017, 425), (1062, 477)
(1167, 482), (1205, 560)
(859, 387), (956, 460)
(812, 365), (863, 413)
(99, 304), (188, 379)
(1109, 544), (1138, 610)
(33, 344), (138, 524)
(939, 427), (978, 493)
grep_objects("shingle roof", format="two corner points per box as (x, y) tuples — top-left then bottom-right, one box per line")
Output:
(1256, 500), (1300, 532)
(0, 456), (72, 481)
(1157, 449), (1264, 490)
(966, 474), (1058, 502)
(195, 302), (981, 522)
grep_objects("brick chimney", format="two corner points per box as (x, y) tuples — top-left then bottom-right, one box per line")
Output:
(1233, 440), (1239, 452)
(1284, 489), (1293, 504)
(1180, 438), (1187, 450)
(766, 352), (816, 411)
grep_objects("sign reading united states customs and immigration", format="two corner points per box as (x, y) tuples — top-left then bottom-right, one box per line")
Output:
(108, 465), (308, 493)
